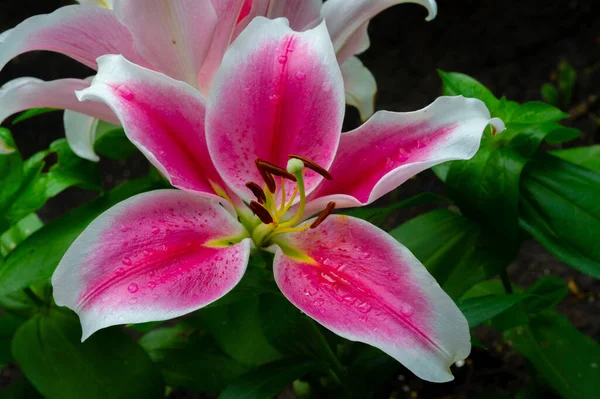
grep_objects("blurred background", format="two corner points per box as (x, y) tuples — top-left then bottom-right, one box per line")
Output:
(0, 0), (598, 397)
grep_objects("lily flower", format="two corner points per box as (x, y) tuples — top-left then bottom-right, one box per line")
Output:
(0, 0), (437, 160)
(51, 18), (502, 382)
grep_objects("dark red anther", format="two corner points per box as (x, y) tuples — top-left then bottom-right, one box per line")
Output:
(255, 159), (277, 193)
(256, 158), (297, 181)
(310, 201), (336, 229)
(246, 182), (267, 204)
(249, 201), (274, 224)
(289, 154), (333, 180)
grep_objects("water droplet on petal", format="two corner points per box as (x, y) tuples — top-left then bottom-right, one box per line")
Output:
(269, 94), (281, 104)
(400, 303), (413, 317)
(278, 55), (287, 64)
(313, 298), (324, 307)
(114, 267), (125, 276)
(147, 281), (157, 289)
(122, 257), (132, 266)
(295, 71), (306, 80)
(151, 226), (160, 234)
(127, 283), (139, 293)
(120, 225), (128, 232)
(357, 302), (372, 314)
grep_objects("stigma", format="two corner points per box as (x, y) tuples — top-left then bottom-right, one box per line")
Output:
(245, 155), (336, 247)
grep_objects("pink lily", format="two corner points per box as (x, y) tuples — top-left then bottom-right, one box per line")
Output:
(51, 17), (502, 382)
(0, 0), (437, 161)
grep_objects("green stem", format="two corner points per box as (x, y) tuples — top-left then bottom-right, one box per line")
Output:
(23, 287), (46, 307)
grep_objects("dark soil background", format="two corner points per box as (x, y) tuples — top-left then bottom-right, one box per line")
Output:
(1, 0), (599, 398)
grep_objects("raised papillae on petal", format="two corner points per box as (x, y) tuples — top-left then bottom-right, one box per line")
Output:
(304, 96), (504, 215)
(0, 5), (145, 72)
(206, 17), (345, 203)
(77, 55), (228, 198)
(273, 215), (470, 382)
(52, 190), (251, 340)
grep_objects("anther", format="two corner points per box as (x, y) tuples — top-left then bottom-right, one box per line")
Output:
(289, 154), (333, 180)
(249, 201), (274, 224)
(256, 158), (297, 181)
(255, 159), (276, 193)
(245, 182), (267, 204)
(310, 201), (336, 229)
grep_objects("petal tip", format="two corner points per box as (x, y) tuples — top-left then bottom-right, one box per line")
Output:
(489, 117), (506, 135)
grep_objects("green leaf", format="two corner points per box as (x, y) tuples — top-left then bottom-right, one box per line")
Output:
(446, 132), (527, 248)
(522, 276), (568, 314)
(0, 313), (24, 368)
(0, 213), (43, 257)
(94, 123), (139, 160)
(196, 297), (281, 366)
(510, 102), (568, 124)
(558, 60), (576, 107)
(343, 192), (448, 227)
(139, 324), (249, 393)
(457, 293), (526, 328)
(12, 108), (59, 125)
(541, 83), (559, 106)
(503, 123), (580, 158)
(344, 345), (399, 398)
(259, 293), (342, 371)
(389, 209), (507, 299)
(504, 310), (600, 399)
(0, 138), (101, 231)
(0, 176), (166, 295)
(12, 310), (164, 399)
(219, 358), (321, 399)
(551, 145), (600, 174)
(519, 154), (600, 278)
(437, 70), (500, 113)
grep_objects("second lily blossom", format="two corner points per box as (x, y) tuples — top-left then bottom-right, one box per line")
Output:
(0, 0), (437, 159)
(52, 17), (503, 383)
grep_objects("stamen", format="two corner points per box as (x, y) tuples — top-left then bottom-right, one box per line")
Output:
(249, 201), (274, 224)
(310, 201), (336, 229)
(246, 182), (267, 204)
(256, 158), (297, 181)
(289, 154), (333, 180)
(255, 158), (277, 193)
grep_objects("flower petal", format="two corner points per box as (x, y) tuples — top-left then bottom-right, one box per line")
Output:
(322, 0), (437, 62)
(266, 0), (323, 30)
(77, 55), (228, 198)
(0, 5), (144, 72)
(114, 0), (217, 87)
(197, 0), (247, 94)
(77, 0), (113, 8)
(64, 110), (101, 162)
(206, 18), (344, 202)
(0, 77), (118, 126)
(0, 137), (14, 154)
(273, 215), (470, 382)
(341, 56), (377, 122)
(305, 96), (504, 214)
(52, 189), (251, 341)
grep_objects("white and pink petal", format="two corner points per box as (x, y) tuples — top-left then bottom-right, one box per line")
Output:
(77, 55), (229, 199)
(341, 56), (377, 122)
(206, 17), (345, 203)
(272, 215), (470, 382)
(0, 77), (118, 126)
(114, 0), (218, 87)
(305, 96), (504, 215)
(0, 5), (145, 72)
(52, 190), (251, 340)
(322, 0), (437, 62)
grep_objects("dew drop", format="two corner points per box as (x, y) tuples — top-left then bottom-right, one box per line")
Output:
(304, 286), (318, 296)
(295, 71), (306, 80)
(399, 303), (414, 317)
(120, 225), (128, 232)
(269, 94), (281, 104)
(313, 298), (324, 307)
(278, 55), (288, 64)
(127, 283), (139, 293)
(114, 267), (125, 276)
(151, 226), (160, 234)
(122, 257), (132, 266)
(357, 302), (372, 314)
(147, 281), (157, 289)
